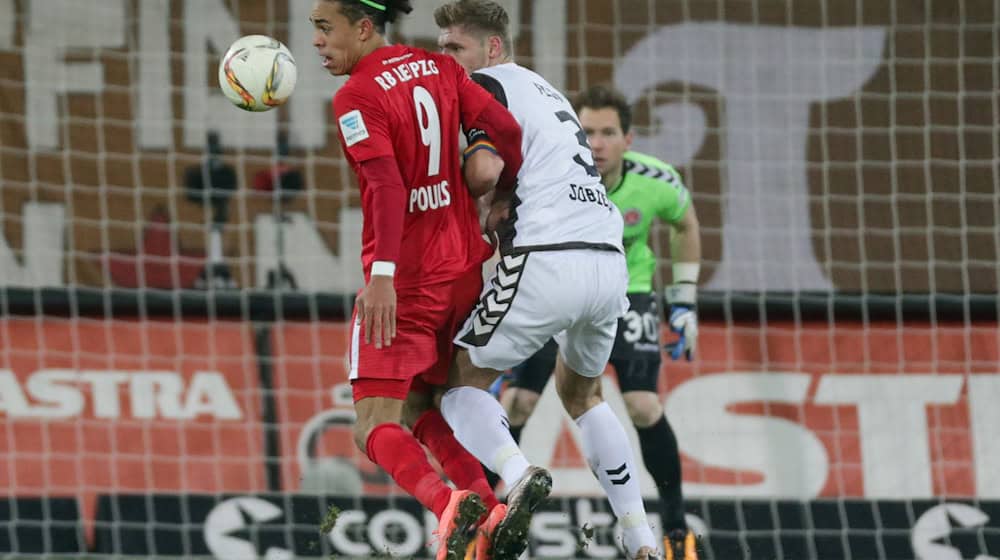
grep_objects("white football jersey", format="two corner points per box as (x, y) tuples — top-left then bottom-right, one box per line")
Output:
(472, 63), (624, 254)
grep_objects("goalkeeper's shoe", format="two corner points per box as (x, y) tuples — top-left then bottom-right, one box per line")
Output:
(435, 490), (487, 560)
(490, 466), (551, 560)
(473, 503), (507, 560)
(664, 529), (700, 560)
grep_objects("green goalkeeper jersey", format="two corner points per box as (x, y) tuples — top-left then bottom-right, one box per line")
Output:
(609, 151), (691, 293)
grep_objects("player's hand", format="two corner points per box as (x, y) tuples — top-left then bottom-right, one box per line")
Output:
(664, 305), (698, 361)
(357, 275), (396, 349)
(484, 192), (511, 245)
(664, 282), (698, 361)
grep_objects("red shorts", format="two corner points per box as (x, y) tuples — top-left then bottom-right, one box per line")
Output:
(351, 266), (483, 401)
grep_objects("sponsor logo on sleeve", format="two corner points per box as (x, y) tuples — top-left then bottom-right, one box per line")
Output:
(338, 110), (369, 147)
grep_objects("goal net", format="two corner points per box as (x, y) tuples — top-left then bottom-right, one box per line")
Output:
(0, 0), (997, 558)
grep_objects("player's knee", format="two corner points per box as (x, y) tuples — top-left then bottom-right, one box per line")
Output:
(506, 389), (540, 425)
(556, 374), (602, 419)
(352, 420), (374, 455)
(623, 391), (664, 428)
(452, 349), (501, 390)
(401, 391), (434, 429)
(352, 397), (405, 454)
(400, 405), (421, 430)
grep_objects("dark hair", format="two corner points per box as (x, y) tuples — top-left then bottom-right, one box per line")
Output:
(434, 0), (512, 55)
(572, 84), (633, 134)
(333, 0), (413, 33)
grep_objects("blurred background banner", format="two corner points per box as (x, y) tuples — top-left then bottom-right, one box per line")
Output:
(1, 1), (998, 559)
(5, 318), (996, 501)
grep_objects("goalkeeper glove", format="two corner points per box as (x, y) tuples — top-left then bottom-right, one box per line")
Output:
(664, 280), (698, 361)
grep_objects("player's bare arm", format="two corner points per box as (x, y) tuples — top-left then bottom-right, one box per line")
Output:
(461, 125), (505, 197)
(463, 149), (504, 197)
(668, 204), (702, 277)
(454, 79), (522, 193)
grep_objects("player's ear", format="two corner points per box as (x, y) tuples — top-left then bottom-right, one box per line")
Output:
(488, 35), (503, 60)
(357, 16), (376, 41)
(624, 129), (634, 150)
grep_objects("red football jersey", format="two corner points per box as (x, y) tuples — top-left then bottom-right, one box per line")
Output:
(334, 45), (495, 290)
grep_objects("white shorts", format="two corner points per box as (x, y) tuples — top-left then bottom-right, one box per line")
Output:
(454, 249), (629, 377)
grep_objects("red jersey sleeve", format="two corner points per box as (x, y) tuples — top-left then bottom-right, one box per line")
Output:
(454, 67), (524, 192)
(332, 83), (394, 163)
(430, 54), (492, 128)
(359, 156), (406, 264)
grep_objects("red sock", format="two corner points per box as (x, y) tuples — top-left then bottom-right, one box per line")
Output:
(366, 423), (452, 517)
(413, 409), (500, 511)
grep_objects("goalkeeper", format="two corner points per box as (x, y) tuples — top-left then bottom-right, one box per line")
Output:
(500, 84), (701, 560)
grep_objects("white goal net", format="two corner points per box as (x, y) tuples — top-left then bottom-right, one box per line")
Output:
(0, 0), (997, 558)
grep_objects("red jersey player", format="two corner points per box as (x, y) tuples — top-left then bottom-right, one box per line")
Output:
(310, 1), (524, 559)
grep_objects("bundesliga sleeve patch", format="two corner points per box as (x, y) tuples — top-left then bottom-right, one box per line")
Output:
(339, 109), (370, 147)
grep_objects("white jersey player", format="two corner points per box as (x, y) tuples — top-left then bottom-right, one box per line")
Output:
(453, 62), (630, 370)
(434, 2), (662, 560)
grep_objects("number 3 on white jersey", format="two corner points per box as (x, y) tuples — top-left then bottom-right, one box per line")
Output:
(413, 86), (441, 177)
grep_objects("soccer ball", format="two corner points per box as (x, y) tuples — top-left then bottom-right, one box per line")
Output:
(218, 35), (297, 112)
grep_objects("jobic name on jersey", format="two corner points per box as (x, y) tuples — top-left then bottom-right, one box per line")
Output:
(568, 183), (612, 209)
(373, 55), (440, 92)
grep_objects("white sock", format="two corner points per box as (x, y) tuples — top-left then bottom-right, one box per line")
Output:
(440, 386), (530, 486)
(576, 401), (657, 554)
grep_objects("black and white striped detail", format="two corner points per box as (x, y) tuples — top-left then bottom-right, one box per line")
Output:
(605, 462), (631, 485)
(459, 254), (527, 347)
(623, 159), (680, 185)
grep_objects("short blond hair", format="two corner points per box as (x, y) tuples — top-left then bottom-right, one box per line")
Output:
(434, 0), (512, 55)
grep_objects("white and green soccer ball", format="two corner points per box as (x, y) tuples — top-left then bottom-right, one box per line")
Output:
(218, 34), (297, 112)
